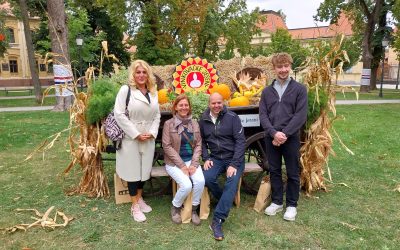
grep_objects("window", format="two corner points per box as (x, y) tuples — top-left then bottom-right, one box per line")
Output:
(39, 64), (46, 72)
(9, 60), (18, 73)
(47, 63), (53, 73)
(2, 63), (9, 71)
(7, 28), (15, 43)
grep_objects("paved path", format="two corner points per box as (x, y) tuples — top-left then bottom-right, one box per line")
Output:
(1, 99), (400, 112)
(336, 99), (400, 105)
(0, 106), (54, 112)
(0, 94), (55, 100)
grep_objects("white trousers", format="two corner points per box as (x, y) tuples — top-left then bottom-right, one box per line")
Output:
(166, 161), (205, 207)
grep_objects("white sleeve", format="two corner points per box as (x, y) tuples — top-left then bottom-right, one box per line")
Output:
(114, 85), (140, 139)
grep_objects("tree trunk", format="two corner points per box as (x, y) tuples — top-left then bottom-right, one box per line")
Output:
(47, 0), (73, 112)
(19, 0), (42, 103)
(370, 67), (378, 90)
(358, 0), (384, 92)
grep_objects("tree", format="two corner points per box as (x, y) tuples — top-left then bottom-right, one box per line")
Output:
(392, 1), (400, 59)
(315, 0), (387, 92)
(0, 9), (9, 57)
(255, 28), (310, 71)
(47, 0), (74, 111)
(94, 0), (262, 64)
(18, 0), (42, 102)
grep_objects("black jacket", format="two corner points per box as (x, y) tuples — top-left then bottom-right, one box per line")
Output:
(199, 106), (246, 169)
(259, 78), (308, 138)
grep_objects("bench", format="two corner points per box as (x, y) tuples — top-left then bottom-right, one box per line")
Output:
(2, 85), (52, 96)
(4, 86), (34, 96)
(151, 162), (263, 208)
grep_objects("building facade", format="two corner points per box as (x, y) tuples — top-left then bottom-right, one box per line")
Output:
(0, 3), (53, 87)
(253, 10), (399, 85)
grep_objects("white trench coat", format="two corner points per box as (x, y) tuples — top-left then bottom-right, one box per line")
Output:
(114, 85), (160, 182)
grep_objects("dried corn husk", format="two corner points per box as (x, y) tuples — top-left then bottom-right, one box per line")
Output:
(2, 206), (74, 233)
(300, 35), (355, 195)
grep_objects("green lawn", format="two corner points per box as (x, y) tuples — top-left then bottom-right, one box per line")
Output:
(0, 105), (399, 249)
(0, 97), (56, 107)
(335, 89), (400, 100)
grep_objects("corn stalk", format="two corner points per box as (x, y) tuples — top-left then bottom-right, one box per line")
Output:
(300, 35), (355, 195)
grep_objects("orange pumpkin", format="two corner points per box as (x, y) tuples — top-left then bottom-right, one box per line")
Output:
(158, 89), (169, 104)
(214, 83), (231, 100)
(229, 96), (250, 107)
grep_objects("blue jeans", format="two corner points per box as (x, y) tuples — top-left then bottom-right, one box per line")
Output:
(203, 158), (244, 222)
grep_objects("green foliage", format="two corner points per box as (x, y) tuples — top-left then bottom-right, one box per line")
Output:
(128, 0), (262, 64)
(307, 35), (361, 71)
(86, 6), (131, 72)
(133, 2), (182, 65)
(67, 3), (108, 76)
(165, 90), (209, 120)
(31, 21), (51, 56)
(109, 68), (129, 85)
(255, 28), (310, 70)
(306, 89), (328, 129)
(0, 12), (8, 58)
(86, 79), (120, 124)
(186, 91), (210, 120)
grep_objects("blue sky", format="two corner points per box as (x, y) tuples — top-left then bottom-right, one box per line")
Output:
(246, 0), (330, 29)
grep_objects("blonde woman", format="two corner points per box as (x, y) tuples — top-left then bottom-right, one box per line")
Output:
(114, 59), (161, 222)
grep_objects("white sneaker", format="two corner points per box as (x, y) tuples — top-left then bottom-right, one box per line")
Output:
(264, 203), (283, 216)
(283, 206), (297, 221)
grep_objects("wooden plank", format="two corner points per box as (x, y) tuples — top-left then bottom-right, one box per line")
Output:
(244, 162), (263, 173)
(151, 166), (168, 177)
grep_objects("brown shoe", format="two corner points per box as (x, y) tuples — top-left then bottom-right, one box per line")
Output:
(171, 205), (182, 224)
(191, 205), (201, 226)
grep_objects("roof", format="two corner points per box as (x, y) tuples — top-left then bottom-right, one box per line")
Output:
(257, 10), (287, 33)
(258, 10), (353, 40)
(289, 13), (353, 40)
(0, 2), (13, 16)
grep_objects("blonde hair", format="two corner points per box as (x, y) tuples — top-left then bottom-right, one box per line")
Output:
(128, 59), (156, 95)
(271, 53), (293, 67)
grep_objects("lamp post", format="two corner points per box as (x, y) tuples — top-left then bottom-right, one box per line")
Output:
(76, 34), (83, 91)
(379, 37), (389, 98)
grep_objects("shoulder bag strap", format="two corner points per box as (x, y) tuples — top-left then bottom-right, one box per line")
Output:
(125, 86), (131, 108)
(181, 130), (194, 150)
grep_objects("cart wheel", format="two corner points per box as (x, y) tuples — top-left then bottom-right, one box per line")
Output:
(242, 131), (269, 195)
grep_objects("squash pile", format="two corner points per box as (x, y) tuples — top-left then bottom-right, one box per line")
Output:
(157, 71), (268, 108)
(211, 72), (267, 107)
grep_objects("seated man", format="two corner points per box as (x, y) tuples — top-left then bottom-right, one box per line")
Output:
(199, 92), (246, 241)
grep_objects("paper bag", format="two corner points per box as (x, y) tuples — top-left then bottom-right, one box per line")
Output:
(253, 176), (272, 213)
(114, 173), (131, 204)
(199, 187), (210, 220)
(173, 181), (210, 221)
(172, 180), (192, 223)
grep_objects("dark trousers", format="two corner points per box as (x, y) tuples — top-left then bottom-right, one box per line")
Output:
(265, 135), (300, 207)
(203, 158), (244, 222)
(127, 181), (145, 196)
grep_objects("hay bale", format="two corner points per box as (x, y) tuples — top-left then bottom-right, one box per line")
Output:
(152, 56), (275, 91)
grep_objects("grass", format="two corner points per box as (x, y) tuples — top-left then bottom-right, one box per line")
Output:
(0, 105), (399, 249)
(0, 97), (56, 107)
(335, 89), (400, 100)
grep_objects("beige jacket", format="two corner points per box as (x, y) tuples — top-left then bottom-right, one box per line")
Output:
(162, 118), (202, 169)
(115, 85), (160, 182)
